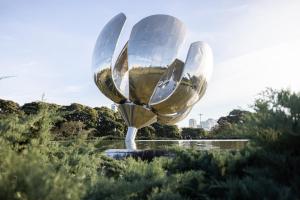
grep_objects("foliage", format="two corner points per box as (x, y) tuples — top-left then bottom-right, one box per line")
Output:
(0, 88), (299, 199)
(0, 99), (22, 115)
(152, 123), (181, 139)
(217, 109), (250, 125)
(60, 103), (99, 128)
(94, 106), (126, 138)
(55, 120), (86, 138)
(138, 126), (156, 139)
(181, 127), (206, 139)
(0, 99), (186, 139)
(21, 101), (60, 115)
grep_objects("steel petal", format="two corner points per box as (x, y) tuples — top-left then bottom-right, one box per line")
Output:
(112, 42), (129, 98)
(92, 13), (127, 103)
(151, 41), (213, 115)
(149, 59), (184, 105)
(128, 14), (186, 105)
(118, 103), (157, 129)
(157, 107), (192, 125)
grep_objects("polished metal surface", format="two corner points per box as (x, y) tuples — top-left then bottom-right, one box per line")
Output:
(118, 103), (157, 129)
(92, 13), (127, 103)
(112, 43), (129, 98)
(128, 15), (186, 104)
(150, 42), (213, 115)
(92, 13), (213, 147)
(149, 59), (184, 105)
(157, 107), (192, 125)
(94, 68), (126, 103)
(125, 127), (138, 150)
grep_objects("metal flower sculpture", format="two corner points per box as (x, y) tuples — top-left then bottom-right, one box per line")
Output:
(92, 13), (213, 149)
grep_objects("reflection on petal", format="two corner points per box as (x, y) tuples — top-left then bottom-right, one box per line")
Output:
(92, 13), (213, 130)
(183, 41), (213, 83)
(128, 14), (186, 104)
(92, 13), (127, 103)
(118, 103), (157, 129)
(129, 67), (166, 105)
(151, 42), (213, 115)
(113, 43), (129, 98)
(157, 107), (192, 125)
(149, 59), (184, 105)
(94, 69), (125, 103)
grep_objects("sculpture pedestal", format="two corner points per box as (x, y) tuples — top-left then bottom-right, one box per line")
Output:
(125, 127), (138, 150)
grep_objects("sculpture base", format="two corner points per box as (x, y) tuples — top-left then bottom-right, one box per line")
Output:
(125, 127), (138, 150)
(118, 103), (157, 129)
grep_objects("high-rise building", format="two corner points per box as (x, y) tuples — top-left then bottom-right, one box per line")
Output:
(189, 118), (197, 128)
(198, 118), (217, 130)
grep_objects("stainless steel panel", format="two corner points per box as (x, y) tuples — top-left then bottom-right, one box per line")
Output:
(149, 59), (184, 105)
(157, 107), (192, 125)
(112, 43), (129, 98)
(118, 103), (157, 129)
(92, 14), (214, 143)
(127, 14), (186, 104)
(92, 13), (127, 103)
(151, 42), (213, 115)
(94, 69), (126, 103)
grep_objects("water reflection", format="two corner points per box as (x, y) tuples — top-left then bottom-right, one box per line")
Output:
(102, 139), (248, 158)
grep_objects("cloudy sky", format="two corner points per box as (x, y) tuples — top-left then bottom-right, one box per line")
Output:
(1, 0), (300, 127)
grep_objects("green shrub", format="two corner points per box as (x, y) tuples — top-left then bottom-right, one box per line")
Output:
(0, 88), (299, 199)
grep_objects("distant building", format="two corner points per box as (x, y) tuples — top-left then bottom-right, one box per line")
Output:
(199, 118), (217, 130)
(111, 104), (118, 112)
(189, 118), (197, 128)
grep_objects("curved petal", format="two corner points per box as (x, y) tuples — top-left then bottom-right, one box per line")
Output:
(118, 103), (157, 129)
(128, 14), (186, 105)
(92, 13), (127, 103)
(112, 42), (129, 98)
(151, 41), (213, 115)
(149, 59), (184, 105)
(157, 107), (192, 125)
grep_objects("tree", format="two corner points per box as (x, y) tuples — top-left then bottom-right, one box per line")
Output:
(0, 99), (22, 115)
(60, 103), (98, 129)
(253, 88), (300, 136)
(217, 109), (250, 127)
(137, 126), (156, 139)
(94, 107), (126, 137)
(55, 121), (86, 138)
(181, 128), (206, 139)
(22, 101), (59, 115)
(211, 109), (251, 138)
(152, 123), (181, 139)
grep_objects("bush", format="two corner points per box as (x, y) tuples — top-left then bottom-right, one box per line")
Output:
(0, 88), (299, 199)
(0, 99), (21, 115)
(181, 128), (206, 139)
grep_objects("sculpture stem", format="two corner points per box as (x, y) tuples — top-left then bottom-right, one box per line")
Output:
(125, 127), (138, 150)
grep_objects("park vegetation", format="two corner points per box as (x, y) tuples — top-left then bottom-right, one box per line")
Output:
(0, 97), (250, 140)
(0, 88), (299, 199)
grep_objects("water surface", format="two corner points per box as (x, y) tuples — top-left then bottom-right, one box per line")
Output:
(98, 139), (248, 151)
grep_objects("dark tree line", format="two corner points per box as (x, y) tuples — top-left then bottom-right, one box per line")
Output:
(0, 99), (198, 139)
(1, 98), (259, 139)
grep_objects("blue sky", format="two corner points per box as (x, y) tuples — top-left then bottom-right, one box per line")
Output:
(1, 0), (300, 127)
